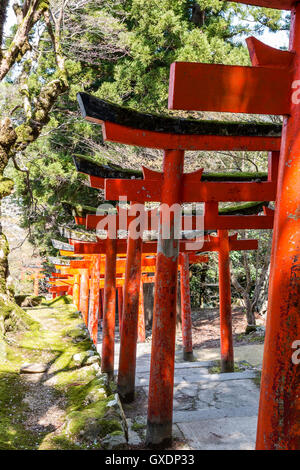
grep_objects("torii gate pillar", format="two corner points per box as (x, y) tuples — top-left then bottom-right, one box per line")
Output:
(218, 230), (234, 373)
(257, 3), (300, 450)
(180, 253), (194, 361)
(117, 286), (123, 335)
(89, 255), (101, 345)
(79, 269), (89, 325)
(146, 149), (184, 446)
(73, 273), (81, 310)
(117, 215), (143, 402)
(102, 238), (117, 378)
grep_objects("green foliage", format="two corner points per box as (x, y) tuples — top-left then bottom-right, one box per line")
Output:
(95, 0), (252, 112)
(190, 258), (218, 308)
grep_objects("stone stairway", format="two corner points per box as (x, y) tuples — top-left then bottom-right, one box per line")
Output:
(97, 337), (260, 450)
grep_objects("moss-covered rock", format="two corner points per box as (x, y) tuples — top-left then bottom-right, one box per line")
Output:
(208, 360), (242, 374)
(0, 298), (39, 337)
(15, 294), (44, 307)
(0, 176), (14, 198)
(41, 295), (73, 306)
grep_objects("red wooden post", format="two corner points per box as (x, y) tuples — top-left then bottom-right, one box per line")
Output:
(146, 149), (184, 446)
(117, 286), (123, 335)
(137, 281), (146, 343)
(118, 210), (143, 402)
(88, 256), (95, 338)
(79, 268), (89, 325)
(89, 255), (101, 345)
(256, 3), (300, 450)
(102, 238), (117, 377)
(99, 288), (104, 321)
(73, 273), (81, 309)
(180, 253), (193, 361)
(33, 272), (39, 296)
(218, 230), (234, 373)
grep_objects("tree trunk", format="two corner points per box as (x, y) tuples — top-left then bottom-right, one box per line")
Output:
(231, 269), (256, 327)
(0, 0), (9, 51)
(255, 263), (270, 317)
(191, 3), (205, 27)
(199, 263), (208, 306)
(0, 119), (16, 298)
(244, 295), (256, 326)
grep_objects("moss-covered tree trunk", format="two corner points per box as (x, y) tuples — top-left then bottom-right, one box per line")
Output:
(0, 2), (68, 328)
(0, 119), (16, 299)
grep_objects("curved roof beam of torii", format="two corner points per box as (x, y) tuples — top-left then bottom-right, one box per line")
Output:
(77, 93), (282, 137)
(77, 93), (281, 151)
(220, 0), (293, 10)
(72, 154), (270, 183)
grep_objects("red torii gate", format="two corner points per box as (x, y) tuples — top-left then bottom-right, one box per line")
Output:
(70, 167), (211, 376)
(72, 161), (276, 366)
(60, 238), (209, 358)
(166, 0), (300, 451)
(77, 102), (279, 446)
(83, 168), (271, 382)
(70, 234), (209, 372)
(76, 96), (281, 446)
(72, 230), (260, 381)
(86, 202), (274, 367)
(85, 209), (207, 360)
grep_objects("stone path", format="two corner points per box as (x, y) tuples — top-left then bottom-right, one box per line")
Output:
(97, 336), (261, 450)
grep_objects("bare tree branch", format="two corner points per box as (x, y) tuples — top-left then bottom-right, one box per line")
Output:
(0, 0), (9, 53)
(0, 0), (48, 81)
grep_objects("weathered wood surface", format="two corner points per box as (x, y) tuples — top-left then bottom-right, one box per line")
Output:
(73, 155), (141, 180)
(58, 226), (97, 242)
(51, 239), (75, 251)
(48, 257), (71, 266)
(73, 155), (270, 182)
(86, 203), (273, 232)
(77, 92), (282, 137)
(168, 62), (292, 114)
(105, 178), (276, 203)
(102, 121), (280, 151)
(62, 201), (97, 218)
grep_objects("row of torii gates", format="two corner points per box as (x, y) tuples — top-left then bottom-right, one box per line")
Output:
(47, 0), (299, 450)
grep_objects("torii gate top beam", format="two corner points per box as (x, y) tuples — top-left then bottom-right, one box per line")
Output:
(168, 35), (295, 115)
(168, 61), (292, 114)
(77, 93), (281, 151)
(70, 235), (258, 256)
(73, 154), (271, 183)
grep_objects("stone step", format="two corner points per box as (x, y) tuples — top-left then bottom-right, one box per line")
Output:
(173, 405), (258, 423)
(176, 416), (257, 450)
(135, 369), (258, 387)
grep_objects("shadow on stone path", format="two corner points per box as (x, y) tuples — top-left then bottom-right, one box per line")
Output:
(97, 330), (262, 450)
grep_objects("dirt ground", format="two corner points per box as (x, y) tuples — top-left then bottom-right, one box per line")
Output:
(176, 307), (265, 350)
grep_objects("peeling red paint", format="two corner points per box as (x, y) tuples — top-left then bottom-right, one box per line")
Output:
(117, 210), (143, 402)
(180, 253), (193, 361)
(102, 238), (117, 377)
(256, 4), (300, 450)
